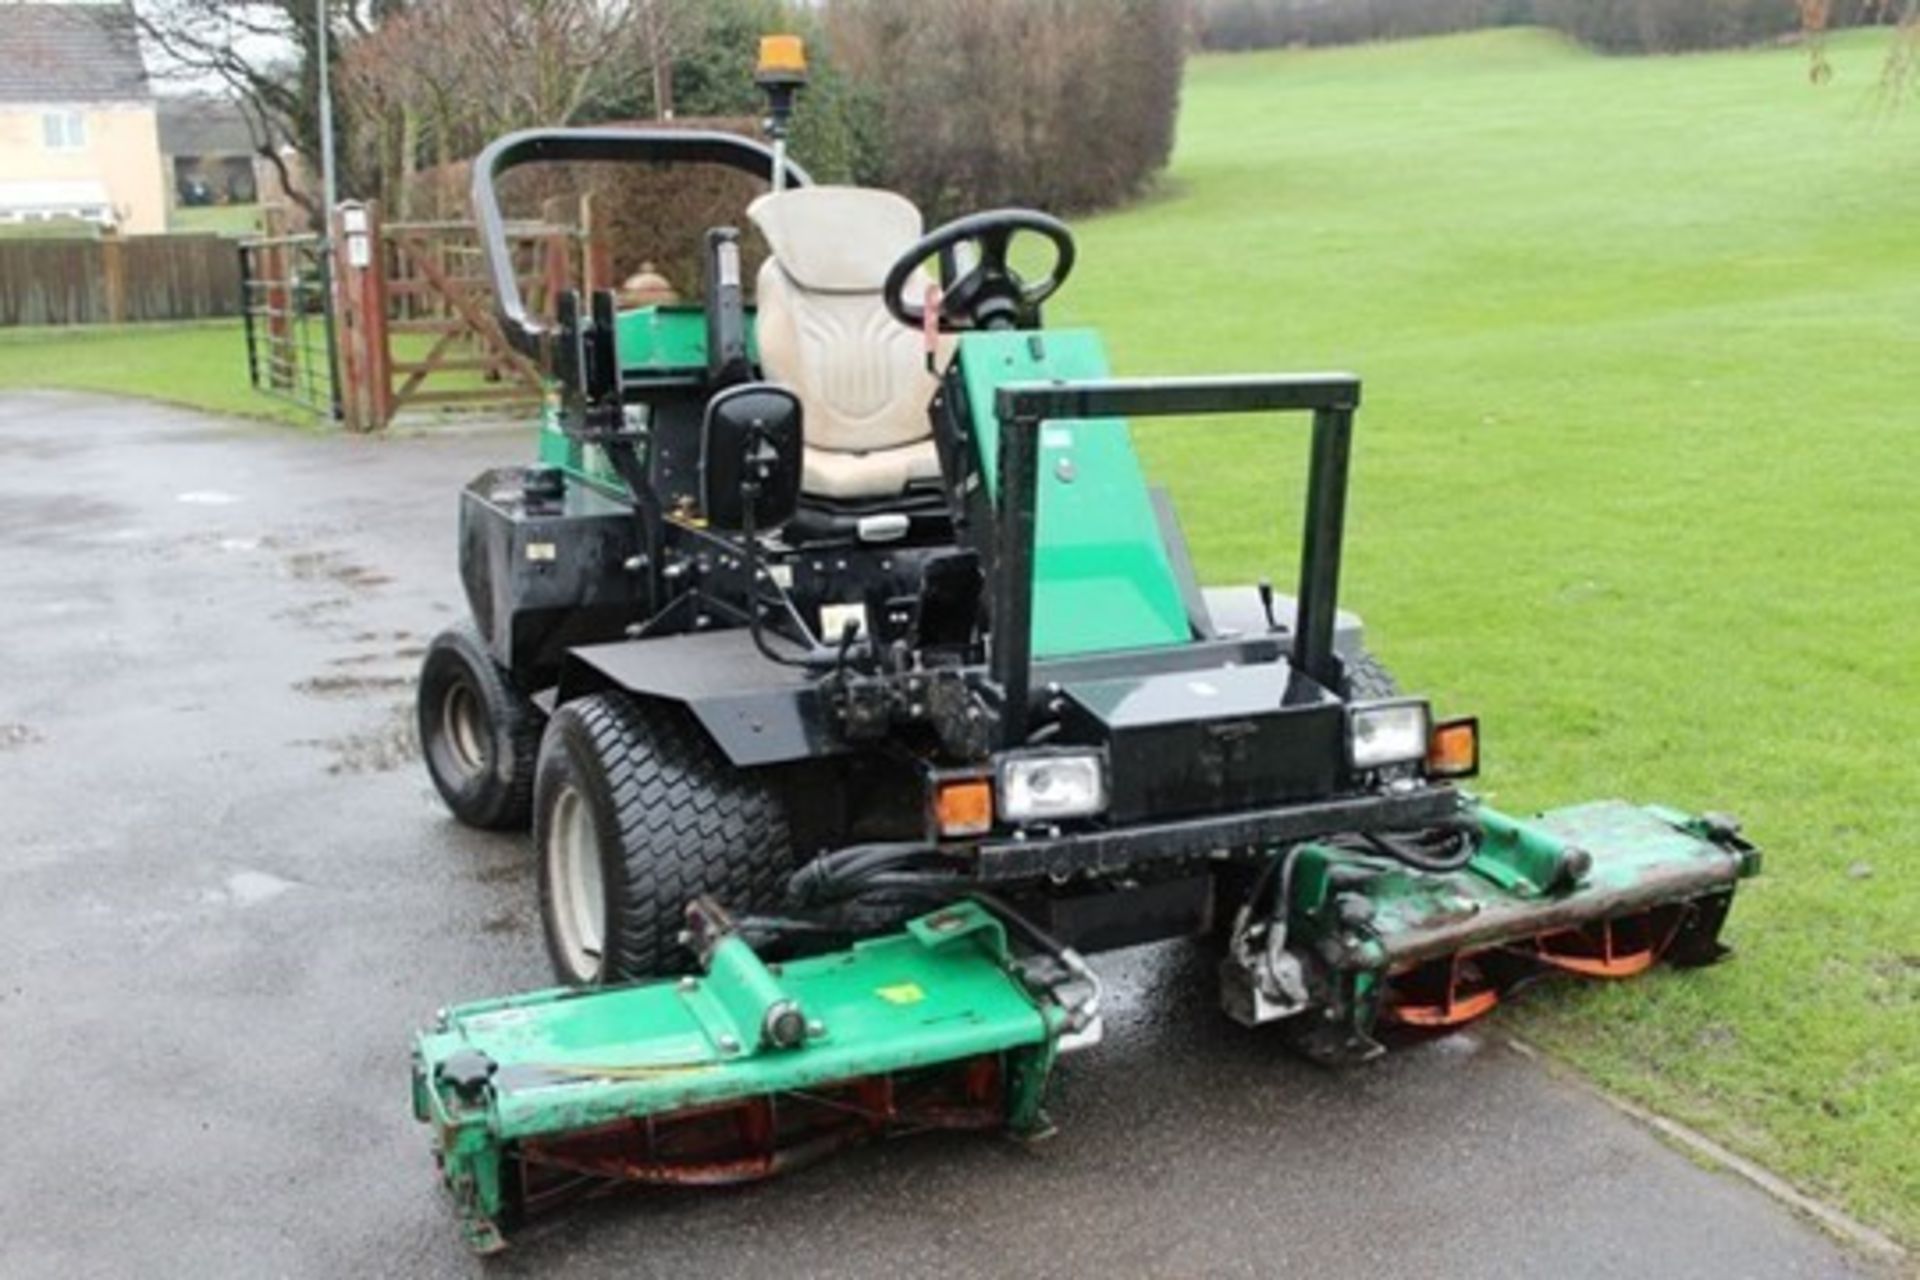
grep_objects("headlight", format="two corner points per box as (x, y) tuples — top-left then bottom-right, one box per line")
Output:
(1348, 699), (1430, 770)
(997, 751), (1107, 823)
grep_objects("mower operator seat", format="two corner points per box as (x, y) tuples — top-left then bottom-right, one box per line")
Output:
(747, 186), (942, 501)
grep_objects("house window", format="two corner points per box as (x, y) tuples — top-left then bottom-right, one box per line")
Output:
(42, 111), (87, 150)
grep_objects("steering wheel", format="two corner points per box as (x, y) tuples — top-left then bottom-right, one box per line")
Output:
(882, 209), (1076, 333)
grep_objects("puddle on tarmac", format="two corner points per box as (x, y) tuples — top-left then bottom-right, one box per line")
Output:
(203, 868), (297, 906)
(0, 723), (44, 750)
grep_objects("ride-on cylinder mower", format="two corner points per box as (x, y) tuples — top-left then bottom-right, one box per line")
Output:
(408, 38), (1761, 1251)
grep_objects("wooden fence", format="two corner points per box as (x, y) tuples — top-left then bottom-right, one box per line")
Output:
(0, 234), (243, 326)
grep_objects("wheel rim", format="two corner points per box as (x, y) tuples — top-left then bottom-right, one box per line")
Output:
(441, 680), (487, 779)
(548, 783), (606, 982)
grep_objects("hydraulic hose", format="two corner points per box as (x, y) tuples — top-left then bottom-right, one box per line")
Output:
(968, 890), (1103, 1039)
(1355, 822), (1478, 873)
(785, 841), (962, 908)
(739, 481), (835, 672)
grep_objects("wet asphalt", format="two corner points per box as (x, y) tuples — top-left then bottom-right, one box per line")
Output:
(0, 392), (1877, 1279)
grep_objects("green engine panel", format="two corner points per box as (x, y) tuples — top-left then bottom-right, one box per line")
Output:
(957, 328), (1192, 658)
(536, 304), (743, 490)
(612, 303), (720, 370)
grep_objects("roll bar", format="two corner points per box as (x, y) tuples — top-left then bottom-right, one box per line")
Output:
(469, 128), (813, 358)
(990, 374), (1363, 745)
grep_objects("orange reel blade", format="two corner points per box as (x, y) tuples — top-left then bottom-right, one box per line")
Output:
(1382, 952), (1500, 1027)
(1388, 985), (1500, 1027)
(1533, 948), (1659, 979)
(1529, 911), (1680, 979)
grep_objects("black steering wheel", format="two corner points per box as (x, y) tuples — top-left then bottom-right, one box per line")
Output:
(882, 209), (1076, 333)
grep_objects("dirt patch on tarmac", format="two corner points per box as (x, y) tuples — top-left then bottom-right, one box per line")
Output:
(298, 702), (418, 774)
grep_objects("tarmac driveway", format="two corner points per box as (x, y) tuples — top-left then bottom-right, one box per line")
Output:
(0, 392), (1873, 1278)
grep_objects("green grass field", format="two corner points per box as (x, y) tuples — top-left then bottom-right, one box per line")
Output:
(0, 321), (506, 427)
(0, 321), (316, 426)
(1057, 28), (1917, 1246)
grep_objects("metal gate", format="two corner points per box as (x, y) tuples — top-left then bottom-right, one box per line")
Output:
(241, 204), (588, 431)
(238, 233), (339, 420)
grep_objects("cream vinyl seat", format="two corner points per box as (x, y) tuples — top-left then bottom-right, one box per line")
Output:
(747, 186), (943, 501)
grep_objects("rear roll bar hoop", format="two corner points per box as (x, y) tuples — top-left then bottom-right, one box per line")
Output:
(468, 128), (813, 359)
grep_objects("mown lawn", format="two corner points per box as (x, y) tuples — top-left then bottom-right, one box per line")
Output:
(0, 320), (315, 427)
(0, 321), (517, 427)
(1059, 28), (1917, 1246)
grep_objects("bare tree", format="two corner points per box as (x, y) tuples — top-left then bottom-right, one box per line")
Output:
(1802, 0), (1920, 97)
(128, 0), (409, 221)
(418, 0), (637, 134)
(338, 0), (684, 215)
(635, 0), (711, 120)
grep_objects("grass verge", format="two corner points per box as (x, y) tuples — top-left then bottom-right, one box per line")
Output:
(1063, 27), (1917, 1246)
(0, 321), (318, 428)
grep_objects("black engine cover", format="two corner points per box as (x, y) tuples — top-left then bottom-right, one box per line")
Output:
(1056, 662), (1345, 823)
(460, 468), (647, 685)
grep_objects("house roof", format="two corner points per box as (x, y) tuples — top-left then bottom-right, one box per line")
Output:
(0, 3), (151, 104)
(158, 96), (255, 157)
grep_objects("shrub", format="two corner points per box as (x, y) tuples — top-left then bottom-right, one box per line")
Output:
(1530, 0), (1801, 53)
(1193, 0), (1523, 50)
(1190, 0), (1900, 54)
(432, 0), (1189, 296)
(823, 0), (1186, 220)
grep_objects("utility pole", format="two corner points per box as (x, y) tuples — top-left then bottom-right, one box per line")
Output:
(316, 0), (338, 213)
(315, 0), (344, 422)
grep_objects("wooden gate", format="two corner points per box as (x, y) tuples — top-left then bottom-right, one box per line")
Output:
(330, 201), (589, 431)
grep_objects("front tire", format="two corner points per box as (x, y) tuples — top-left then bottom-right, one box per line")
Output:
(1342, 648), (1400, 701)
(418, 624), (542, 830)
(535, 692), (794, 984)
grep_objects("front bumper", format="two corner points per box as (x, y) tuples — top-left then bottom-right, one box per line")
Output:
(968, 785), (1464, 882)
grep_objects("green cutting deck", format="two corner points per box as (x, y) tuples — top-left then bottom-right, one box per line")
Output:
(413, 903), (1067, 1251)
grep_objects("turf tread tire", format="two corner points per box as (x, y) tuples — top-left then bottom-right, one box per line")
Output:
(1342, 649), (1400, 701)
(536, 691), (793, 983)
(418, 623), (542, 830)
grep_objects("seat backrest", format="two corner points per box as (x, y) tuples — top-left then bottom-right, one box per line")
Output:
(747, 187), (937, 462)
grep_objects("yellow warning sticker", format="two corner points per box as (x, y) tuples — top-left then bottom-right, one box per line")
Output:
(875, 982), (926, 1005)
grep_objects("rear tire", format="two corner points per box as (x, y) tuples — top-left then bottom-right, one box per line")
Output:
(535, 692), (795, 984)
(418, 624), (542, 830)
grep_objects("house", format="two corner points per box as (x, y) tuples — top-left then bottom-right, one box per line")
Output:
(0, 1), (168, 233)
(159, 95), (264, 209)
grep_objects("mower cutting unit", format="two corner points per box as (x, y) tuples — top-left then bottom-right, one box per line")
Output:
(414, 897), (1095, 1251)
(409, 39), (1760, 1251)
